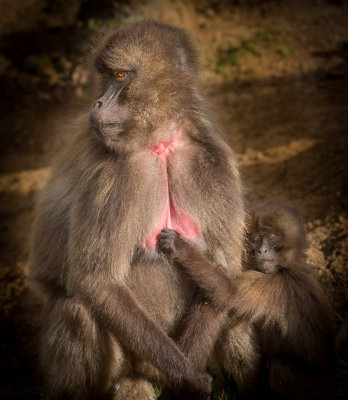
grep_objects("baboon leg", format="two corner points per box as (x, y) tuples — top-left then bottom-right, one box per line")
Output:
(40, 296), (126, 400)
(218, 321), (261, 398)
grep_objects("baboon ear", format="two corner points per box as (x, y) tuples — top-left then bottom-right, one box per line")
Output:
(176, 35), (198, 73)
(178, 47), (189, 70)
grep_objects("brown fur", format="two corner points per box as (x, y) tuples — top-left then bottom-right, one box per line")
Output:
(158, 201), (334, 399)
(30, 21), (246, 399)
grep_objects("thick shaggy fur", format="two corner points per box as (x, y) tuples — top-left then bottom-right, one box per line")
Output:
(30, 21), (247, 399)
(158, 201), (334, 399)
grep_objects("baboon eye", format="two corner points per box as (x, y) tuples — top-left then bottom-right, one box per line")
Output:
(253, 235), (261, 243)
(114, 71), (127, 81)
(268, 233), (277, 241)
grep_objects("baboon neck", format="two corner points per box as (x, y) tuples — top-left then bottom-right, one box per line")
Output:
(148, 129), (184, 157)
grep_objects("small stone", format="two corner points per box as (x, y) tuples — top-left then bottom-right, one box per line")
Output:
(255, 152), (264, 160)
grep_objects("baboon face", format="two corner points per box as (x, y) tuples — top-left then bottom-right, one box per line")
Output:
(246, 201), (306, 273)
(89, 69), (135, 140)
(89, 21), (198, 145)
(246, 229), (282, 273)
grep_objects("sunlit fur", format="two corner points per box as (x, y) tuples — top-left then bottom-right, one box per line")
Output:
(158, 201), (334, 399)
(92, 22), (201, 152)
(30, 21), (246, 400)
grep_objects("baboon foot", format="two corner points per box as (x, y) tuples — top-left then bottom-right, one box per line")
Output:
(113, 377), (157, 400)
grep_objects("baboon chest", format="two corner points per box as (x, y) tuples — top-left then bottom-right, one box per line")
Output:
(143, 129), (200, 248)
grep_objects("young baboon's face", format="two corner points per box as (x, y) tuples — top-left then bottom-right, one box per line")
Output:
(246, 229), (282, 274)
(89, 21), (198, 147)
(246, 201), (306, 273)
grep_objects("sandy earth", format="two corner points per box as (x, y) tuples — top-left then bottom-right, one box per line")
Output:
(0, 1), (347, 398)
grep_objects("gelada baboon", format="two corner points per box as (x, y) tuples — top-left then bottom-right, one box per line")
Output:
(30, 21), (249, 399)
(158, 201), (334, 399)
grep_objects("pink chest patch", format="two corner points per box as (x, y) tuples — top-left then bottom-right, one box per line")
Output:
(143, 129), (200, 248)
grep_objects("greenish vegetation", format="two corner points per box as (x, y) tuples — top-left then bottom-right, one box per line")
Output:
(279, 46), (294, 58)
(217, 65), (234, 83)
(208, 31), (274, 81)
(211, 377), (239, 400)
(207, 29), (294, 82)
(153, 381), (164, 397)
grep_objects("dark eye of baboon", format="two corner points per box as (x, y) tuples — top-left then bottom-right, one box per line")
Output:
(253, 235), (261, 243)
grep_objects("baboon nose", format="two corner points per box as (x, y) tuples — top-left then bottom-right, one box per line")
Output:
(258, 247), (269, 254)
(96, 100), (103, 108)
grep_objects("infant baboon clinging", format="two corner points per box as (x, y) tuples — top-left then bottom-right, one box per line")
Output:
(158, 201), (334, 399)
(30, 21), (252, 400)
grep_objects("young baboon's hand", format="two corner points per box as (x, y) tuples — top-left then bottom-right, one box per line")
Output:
(157, 228), (182, 258)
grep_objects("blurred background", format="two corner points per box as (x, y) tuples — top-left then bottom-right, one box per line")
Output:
(0, 0), (347, 398)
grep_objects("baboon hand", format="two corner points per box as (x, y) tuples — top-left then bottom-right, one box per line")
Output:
(157, 228), (181, 257)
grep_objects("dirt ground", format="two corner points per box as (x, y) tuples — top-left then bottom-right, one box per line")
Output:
(0, 1), (347, 398)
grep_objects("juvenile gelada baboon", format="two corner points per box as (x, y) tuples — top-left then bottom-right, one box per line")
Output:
(30, 21), (252, 399)
(158, 201), (334, 400)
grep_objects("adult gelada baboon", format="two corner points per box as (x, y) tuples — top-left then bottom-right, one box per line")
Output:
(158, 201), (334, 399)
(30, 21), (250, 399)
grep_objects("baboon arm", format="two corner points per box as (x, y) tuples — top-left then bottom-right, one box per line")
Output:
(76, 279), (201, 388)
(157, 230), (234, 372)
(177, 253), (278, 326)
(175, 254), (232, 312)
(170, 239), (233, 370)
(229, 272), (286, 326)
(160, 231), (234, 311)
(176, 298), (228, 370)
(159, 230), (275, 322)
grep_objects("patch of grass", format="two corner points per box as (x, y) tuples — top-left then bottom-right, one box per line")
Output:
(153, 381), (164, 397)
(77, 16), (125, 34)
(240, 41), (262, 57)
(212, 35), (267, 81)
(227, 52), (241, 70)
(256, 32), (276, 47)
(220, 39), (262, 63)
(217, 65), (234, 83)
(211, 376), (239, 400)
(279, 47), (294, 58)
(206, 29), (284, 82)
